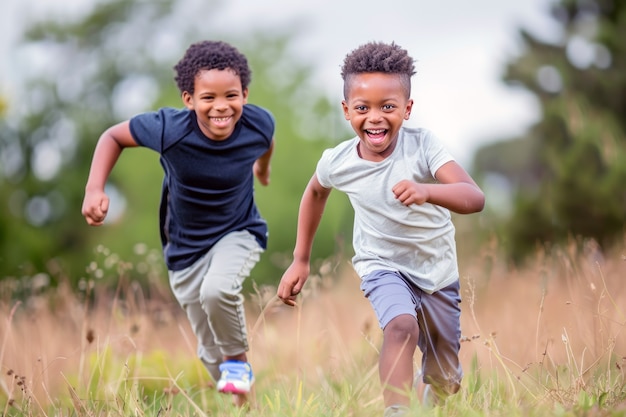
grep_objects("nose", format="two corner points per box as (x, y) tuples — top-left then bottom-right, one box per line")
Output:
(213, 97), (228, 111)
(367, 108), (383, 123)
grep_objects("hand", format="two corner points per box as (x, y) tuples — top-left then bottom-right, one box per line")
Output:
(277, 261), (310, 306)
(81, 190), (110, 226)
(253, 161), (270, 186)
(392, 180), (429, 206)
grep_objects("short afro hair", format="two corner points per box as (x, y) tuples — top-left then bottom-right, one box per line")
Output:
(173, 40), (251, 94)
(340, 41), (416, 99)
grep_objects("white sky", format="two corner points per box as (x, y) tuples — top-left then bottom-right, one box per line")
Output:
(0, 0), (560, 166)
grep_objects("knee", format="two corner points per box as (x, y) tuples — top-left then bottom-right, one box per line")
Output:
(383, 315), (419, 345)
(199, 280), (241, 311)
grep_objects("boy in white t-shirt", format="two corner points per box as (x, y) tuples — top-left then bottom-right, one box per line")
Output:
(277, 41), (485, 415)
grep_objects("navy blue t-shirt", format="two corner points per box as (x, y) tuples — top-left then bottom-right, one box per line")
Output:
(129, 104), (274, 271)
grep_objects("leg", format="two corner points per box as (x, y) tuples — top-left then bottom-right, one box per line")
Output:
(380, 314), (419, 408)
(199, 231), (263, 406)
(183, 301), (223, 382)
(199, 230), (261, 356)
(360, 270), (420, 410)
(417, 280), (463, 405)
(169, 257), (222, 382)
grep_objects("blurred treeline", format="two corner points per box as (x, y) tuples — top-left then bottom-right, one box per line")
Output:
(0, 0), (353, 294)
(0, 0), (624, 293)
(474, 0), (626, 262)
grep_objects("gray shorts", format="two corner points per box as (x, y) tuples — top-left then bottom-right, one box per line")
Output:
(168, 230), (263, 381)
(361, 270), (462, 389)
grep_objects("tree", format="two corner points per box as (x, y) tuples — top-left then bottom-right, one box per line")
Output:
(0, 0), (352, 290)
(473, 0), (626, 262)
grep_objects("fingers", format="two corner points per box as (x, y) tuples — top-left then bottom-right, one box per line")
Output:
(392, 187), (410, 205)
(100, 196), (110, 214)
(277, 283), (294, 304)
(282, 296), (297, 307)
(253, 163), (271, 186)
(85, 211), (106, 226)
(277, 263), (309, 307)
(392, 180), (427, 206)
(277, 279), (302, 307)
(391, 182), (408, 201)
(90, 204), (108, 225)
(256, 171), (270, 186)
(82, 195), (110, 226)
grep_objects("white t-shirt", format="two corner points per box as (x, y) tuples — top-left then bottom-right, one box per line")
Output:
(316, 127), (459, 293)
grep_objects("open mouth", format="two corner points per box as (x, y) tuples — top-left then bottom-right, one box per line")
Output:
(211, 116), (232, 127)
(365, 128), (388, 144)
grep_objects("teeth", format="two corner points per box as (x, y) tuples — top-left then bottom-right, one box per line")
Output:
(367, 129), (385, 134)
(212, 117), (230, 121)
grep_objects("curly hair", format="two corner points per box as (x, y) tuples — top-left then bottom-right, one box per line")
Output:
(340, 41), (416, 99)
(173, 40), (251, 94)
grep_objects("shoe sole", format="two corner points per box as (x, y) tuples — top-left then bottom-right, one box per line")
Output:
(218, 382), (251, 395)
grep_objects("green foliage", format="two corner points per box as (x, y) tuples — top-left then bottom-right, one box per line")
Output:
(0, 0), (353, 290)
(472, 0), (626, 263)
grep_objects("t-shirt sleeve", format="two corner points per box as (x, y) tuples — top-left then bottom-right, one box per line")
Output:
(129, 110), (166, 153)
(129, 108), (191, 153)
(424, 130), (455, 177)
(315, 148), (334, 188)
(242, 104), (275, 148)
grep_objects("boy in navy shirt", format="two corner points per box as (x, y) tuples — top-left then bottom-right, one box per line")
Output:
(82, 40), (275, 408)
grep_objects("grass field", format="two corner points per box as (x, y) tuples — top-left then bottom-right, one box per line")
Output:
(1, 239), (625, 416)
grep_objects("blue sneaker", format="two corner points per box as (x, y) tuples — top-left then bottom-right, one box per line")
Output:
(217, 360), (254, 394)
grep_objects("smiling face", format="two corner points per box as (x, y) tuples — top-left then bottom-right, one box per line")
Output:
(342, 72), (413, 161)
(182, 68), (248, 141)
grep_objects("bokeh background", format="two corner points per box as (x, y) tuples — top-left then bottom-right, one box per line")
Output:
(0, 0), (624, 292)
(1, 1), (625, 414)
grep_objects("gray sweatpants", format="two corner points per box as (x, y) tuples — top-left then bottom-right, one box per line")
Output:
(168, 230), (263, 382)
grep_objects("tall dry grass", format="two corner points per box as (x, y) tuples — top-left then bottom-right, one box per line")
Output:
(459, 238), (626, 411)
(1, 239), (625, 416)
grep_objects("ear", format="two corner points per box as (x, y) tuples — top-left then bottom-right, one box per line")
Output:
(242, 88), (249, 104)
(341, 100), (350, 120)
(182, 91), (194, 110)
(404, 98), (414, 120)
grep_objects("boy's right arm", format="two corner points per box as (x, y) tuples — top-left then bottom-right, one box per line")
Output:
(277, 174), (331, 306)
(81, 121), (138, 226)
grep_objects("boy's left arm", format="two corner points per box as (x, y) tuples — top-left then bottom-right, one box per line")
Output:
(253, 138), (275, 186)
(392, 161), (485, 214)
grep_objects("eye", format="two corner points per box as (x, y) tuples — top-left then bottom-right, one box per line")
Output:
(355, 105), (368, 112)
(382, 104), (396, 111)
